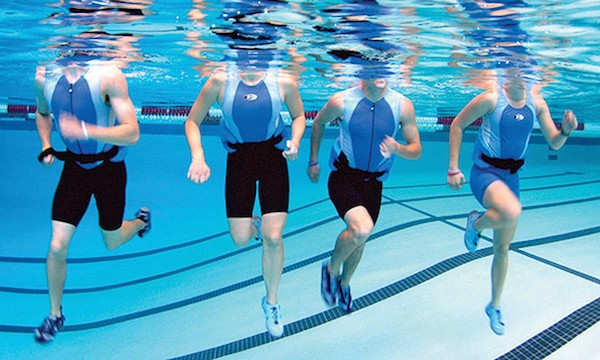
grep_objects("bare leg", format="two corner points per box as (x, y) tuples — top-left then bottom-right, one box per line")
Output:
(480, 180), (522, 308)
(102, 218), (147, 251)
(227, 213), (287, 305)
(330, 206), (373, 285)
(261, 212), (287, 305)
(228, 217), (258, 247)
(46, 221), (76, 317)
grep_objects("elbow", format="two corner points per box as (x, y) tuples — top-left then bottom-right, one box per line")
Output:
(408, 144), (422, 160)
(126, 128), (140, 146)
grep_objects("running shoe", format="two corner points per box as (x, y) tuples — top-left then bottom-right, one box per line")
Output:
(261, 296), (284, 338)
(321, 261), (340, 306)
(135, 207), (151, 238)
(485, 304), (505, 335)
(252, 215), (262, 242)
(34, 312), (66, 343)
(338, 285), (352, 313)
(464, 210), (481, 252)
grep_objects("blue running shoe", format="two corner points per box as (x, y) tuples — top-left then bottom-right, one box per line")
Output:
(338, 285), (352, 313)
(485, 304), (505, 335)
(261, 296), (284, 338)
(252, 215), (262, 242)
(464, 210), (481, 252)
(135, 207), (151, 238)
(321, 261), (340, 306)
(34, 312), (66, 343)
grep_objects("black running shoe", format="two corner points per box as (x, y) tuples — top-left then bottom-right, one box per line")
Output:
(34, 312), (66, 343)
(321, 261), (340, 306)
(135, 207), (151, 237)
(339, 285), (352, 313)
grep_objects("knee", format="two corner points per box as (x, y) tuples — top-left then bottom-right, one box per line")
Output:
(500, 203), (521, 225)
(347, 222), (373, 245)
(262, 230), (283, 248)
(48, 240), (69, 261)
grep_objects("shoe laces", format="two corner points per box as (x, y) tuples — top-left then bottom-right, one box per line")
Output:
(268, 305), (280, 324)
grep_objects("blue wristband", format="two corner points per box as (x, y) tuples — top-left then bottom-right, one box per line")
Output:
(308, 161), (319, 167)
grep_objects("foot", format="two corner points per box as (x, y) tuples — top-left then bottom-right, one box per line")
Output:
(261, 296), (284, 338)
(464, 210), (481, 252)
(485, 304), (505, 335)
(252, 215), (262, 242)
(34, 312), (66, 343)
(338, 285), (352, 313)
(135, 207), (151, 238)
(321, 261), (340, 306)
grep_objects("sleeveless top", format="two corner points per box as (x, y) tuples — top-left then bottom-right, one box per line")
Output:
(330, 86), (403, 181)
(44, 64), (127, 170)
(219, 72), (288, 152)
(472, 85), (537, 169)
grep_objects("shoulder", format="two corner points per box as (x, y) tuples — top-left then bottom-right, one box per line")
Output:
(471, 89), (498, 113)
(205, 72), (228, 89)
(276, 72), (299, 91)
(34, 66), (47, 90)
(98, 64), (127, 87)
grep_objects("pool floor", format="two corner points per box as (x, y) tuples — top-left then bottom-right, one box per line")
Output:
(0, 127), (598, 359)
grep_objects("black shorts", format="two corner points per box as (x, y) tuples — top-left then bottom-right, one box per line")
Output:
(52, 160), (126, 231)
(327, 157), (383, 224)
(225, 139), (289, 218)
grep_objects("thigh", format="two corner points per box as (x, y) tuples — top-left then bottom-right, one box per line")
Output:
(52, 161), (92, 227)
(226, 151), (257, 218)
(258, 148), (289, 215)
(328, 171), (382, 223)
(93, 161), (126, 231)
(470, 165), (519, 206)
(482, 180), (521, 216)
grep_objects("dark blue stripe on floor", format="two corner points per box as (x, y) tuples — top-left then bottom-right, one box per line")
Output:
(496, 297), (600, 360)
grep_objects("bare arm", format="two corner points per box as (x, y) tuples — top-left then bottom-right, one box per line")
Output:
(61, 66), (140, 146)
(447, 90), (496, 189)
(535, 95), (578, 150)
(307, 92), (343, 183)
(184, 74), (224, 183)
(34, 67), (54, 167)
(381, 96), (422, 160)
(34, 67), (53, 150)
(280, 74), (306, 160)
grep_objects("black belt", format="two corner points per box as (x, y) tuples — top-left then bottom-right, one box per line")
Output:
(481, 154), (524, 174)
(37, 146), (119, 164)
(334, 152), (385, 181)
(227, 134), (284, 150)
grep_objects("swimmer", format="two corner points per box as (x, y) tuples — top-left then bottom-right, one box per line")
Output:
(447, 69), (578, 335)
(184, 69), (306, 338)
(33, 55), (151, 342)
(307, 75), (422, 313)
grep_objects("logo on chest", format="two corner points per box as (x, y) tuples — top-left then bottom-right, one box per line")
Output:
(514, 113), (525, 121)
(244, 93), (258, 101)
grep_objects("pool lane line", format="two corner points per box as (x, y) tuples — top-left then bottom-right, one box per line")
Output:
(1, 219), (598, 333)
(1, 178), (598, 265)
(1, 194), (599, 294)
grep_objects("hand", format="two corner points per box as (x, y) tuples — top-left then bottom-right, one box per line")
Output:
(307, 163), (320, 183)
(379, 135), (396, 159)
(447, 170), (466, 190)
(561, 110), (578, 134)
(282, 140), (299, 161)
(187, 159), (211, 184)
(58, 113), (87, 141)
(41, 153), (54, 168)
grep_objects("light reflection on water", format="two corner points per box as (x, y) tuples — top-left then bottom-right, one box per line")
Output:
(1, 0), (599, 121)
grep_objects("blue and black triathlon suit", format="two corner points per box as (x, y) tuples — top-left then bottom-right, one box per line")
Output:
(328, 86), (403, 223)
(469, 85), (537, 205)
(219, 72), (290, 218)
(44, 64), (128, 230)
